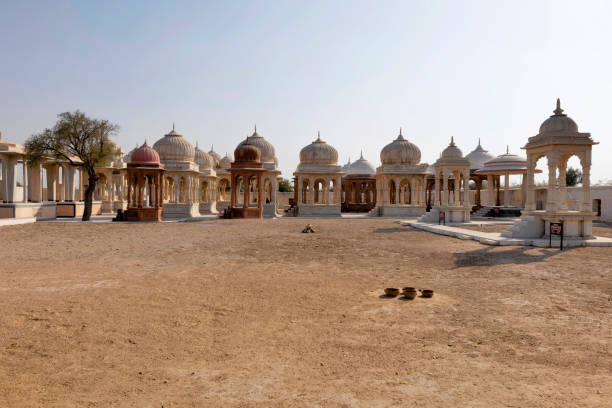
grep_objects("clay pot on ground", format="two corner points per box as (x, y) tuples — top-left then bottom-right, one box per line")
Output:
(420, 289), (434, 298)
(402, 287), (417, 299)
(384, 288), (400, 297)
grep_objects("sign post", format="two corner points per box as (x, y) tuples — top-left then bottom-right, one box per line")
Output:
(439, 211), (445, 225)
(549, 222), (563, 250)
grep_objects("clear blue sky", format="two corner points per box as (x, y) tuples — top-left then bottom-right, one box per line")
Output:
(1, 0), (611, 183)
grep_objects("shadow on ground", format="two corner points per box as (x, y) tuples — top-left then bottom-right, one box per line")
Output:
(452, 245), (573, 268)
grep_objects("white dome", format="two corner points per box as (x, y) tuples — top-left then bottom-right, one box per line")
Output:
(194, 143), (214, 169)
(153, 125), (195, 162)
(299, 132), (338, 165)
(380, 129), (421, 165)
(539, 99), (579, 135)
(341, 158), (352, 172)
(208, 146), (221, 167)
(475, 146), (529, 174)
(239, 126), (276, 164)
(465, 139), (496, 170)
(346, 152), (376, 175)
(219, 153), (232, 169)
(441, 137), (464, 159)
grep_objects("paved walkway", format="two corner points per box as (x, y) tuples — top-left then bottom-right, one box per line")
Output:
(399, 220), (612, 248)
(0, 217), (36, 227)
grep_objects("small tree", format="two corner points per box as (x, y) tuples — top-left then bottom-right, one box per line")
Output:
(278, 178), (294, 192)
(25, 110), (119, 221)
(565, 167), (582, 187)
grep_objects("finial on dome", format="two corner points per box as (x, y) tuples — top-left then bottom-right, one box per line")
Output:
(554, 98), (564, 115)
(316, 130), (321, 142)
(255, 124), (257, 133)
(450, 136), (455, 146)
(399, 127), (402, 136)
(506, 145), (510, 154)
(172, 122), (175, 132)
(478, 137), (481, 146)
(360, 150), (364, 160)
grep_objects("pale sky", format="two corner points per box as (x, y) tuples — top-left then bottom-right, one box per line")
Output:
(1, 0), (611, 184)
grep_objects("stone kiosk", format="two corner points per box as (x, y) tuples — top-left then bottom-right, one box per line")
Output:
(125, 142), (165, 221)
(373, 129), (429, 217)
(341, 152), (377, 212)
(194, 143), (218, 215)
(503, 100), (597, 238)
(293, 132), (343, 217)
(421, 137), (471, 223)
(229, 137), (265, 218)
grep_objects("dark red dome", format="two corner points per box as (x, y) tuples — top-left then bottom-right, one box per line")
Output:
(130, 141), (161, 166)
(234, 139), (261, 163)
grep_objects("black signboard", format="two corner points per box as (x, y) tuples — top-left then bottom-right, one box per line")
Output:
(439, 211), (445, 225)
(549, 222), (563, 250)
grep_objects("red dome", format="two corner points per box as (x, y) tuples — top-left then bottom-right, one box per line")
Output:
(129, 141), (161, 166)
(234, 138), (261, 164)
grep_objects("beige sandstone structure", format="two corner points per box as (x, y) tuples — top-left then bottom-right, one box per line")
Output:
(504, 99), (598, 238)
(125, 142), (165, 221)
(341, 152), (377, 212)
(421, 137), (471, 223)
(293, 132), (343, 217)
(373, 129), (429, 217)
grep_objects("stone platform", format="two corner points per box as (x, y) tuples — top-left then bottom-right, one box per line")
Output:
(400, 220), (612, 248)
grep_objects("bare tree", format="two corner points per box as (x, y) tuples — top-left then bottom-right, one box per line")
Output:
(25, 110), (119, 221)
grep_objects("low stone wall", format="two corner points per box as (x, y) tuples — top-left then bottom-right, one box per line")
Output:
(297, 204), (341, 217)
(378, 205), (426, 217)
(0, 203), (57, 219)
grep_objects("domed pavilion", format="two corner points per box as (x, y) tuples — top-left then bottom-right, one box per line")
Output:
(215, 152), (233, 211)
(94, 136), (127, 214)
(194, 142), (218, 214)
(341, 151), (377, 212)
(152, 124), (200, 218)
(237, 126), (281, 216)
(421, 137), (471, 223)
(125, 141), (165, 221)
(229, 136), (265, 218)
(475, 146), (539, 208)
(293, 132), (343, 217)
(465, 139), (496, 209)
(373, 128), (429, 216)
(503, 99), (598, 239)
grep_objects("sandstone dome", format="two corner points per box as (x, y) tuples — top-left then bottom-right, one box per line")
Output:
(538, 99), (579, 135)
(346, 152), (376, 175)
(465, 139), (495, 169)
(129, 141), (161, 166)
(299, 132), (338, 165)
(208, 146), (222, 167)
(194, 143), (215, 170)
(219, 153), (232, 169)
(239, 126), (276, 164)
(153, 125), (195, 162)
(234, 138), (261, 163)
(441, 137), (464, 159)
(380, 129), (421, 165)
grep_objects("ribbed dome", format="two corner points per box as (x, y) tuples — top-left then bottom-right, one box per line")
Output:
(239, 126), (275, 163)
(208, 146), (221, 166)
(153, 125), (195, 162)
(219, 153), (232, 169)
(194, 143), (214, 170)
(465, 139), (495, 170)
(380, 129), (421, 165)
(475, 146), (531, 174)
(234, 138), (261, 163)
(299, 132), (338, 165)
(441, 137), (464, 159)
(346, 152), (376, 175)
(130, 141), (161, 166)
(539, 99), (578, 134)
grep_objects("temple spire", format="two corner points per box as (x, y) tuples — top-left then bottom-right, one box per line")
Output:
(554, 98), (564, 115)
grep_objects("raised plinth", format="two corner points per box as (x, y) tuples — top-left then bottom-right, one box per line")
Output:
(125, 207), (163, 222)
(376, 205), (426, 217)
(199, 201), (218, 215)
(503, 210), (596, 238)
(420, 205), (470, 223)
(0, 202), (57, 219)
(231, 207), (263, 218)
(297, 204), (341, 217)
(162, 203), (200, 219)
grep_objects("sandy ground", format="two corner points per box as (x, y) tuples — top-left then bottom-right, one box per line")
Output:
(0, 218), (611, 407)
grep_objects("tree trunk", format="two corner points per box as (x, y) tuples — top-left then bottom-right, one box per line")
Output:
(82, 169), (98, 221)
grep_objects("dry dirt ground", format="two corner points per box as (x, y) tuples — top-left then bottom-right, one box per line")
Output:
(0, 218), (610, 407)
